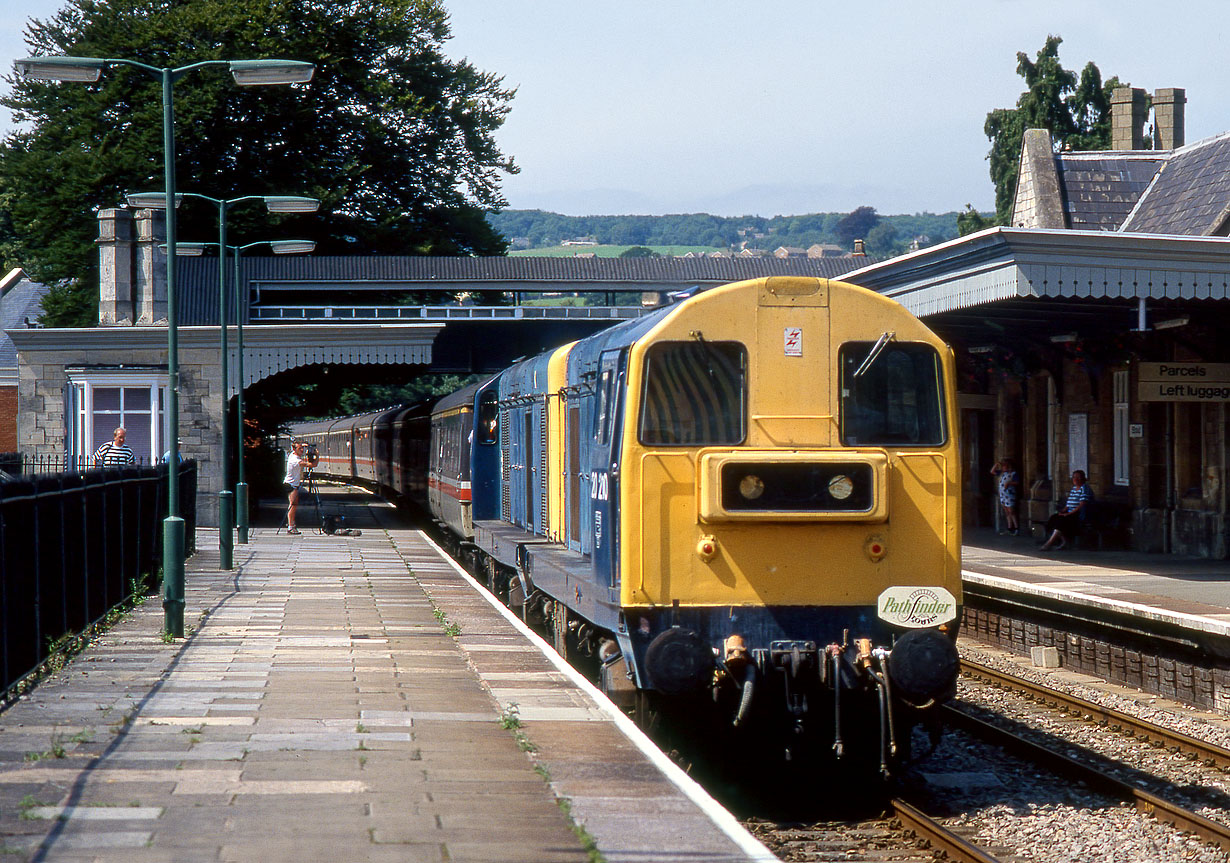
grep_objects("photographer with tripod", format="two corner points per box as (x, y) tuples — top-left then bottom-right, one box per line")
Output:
(283, 439), (318, 535)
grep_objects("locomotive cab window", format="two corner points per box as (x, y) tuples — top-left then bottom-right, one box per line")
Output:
(477, 391), (499, 445)
(839, 341), (946, 446)
(639, 340), (747, 445)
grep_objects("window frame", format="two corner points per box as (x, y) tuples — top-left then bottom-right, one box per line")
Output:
(67, 371), (168, 465)
(837, 340), (948, 448)
(637, 339), (748, 447)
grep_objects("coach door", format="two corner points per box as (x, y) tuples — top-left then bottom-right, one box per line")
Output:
(567, 403), (583, 551)
(592, 349), (626, 590)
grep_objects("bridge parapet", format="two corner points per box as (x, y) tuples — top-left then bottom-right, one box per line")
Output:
(251, 304), (651, 322)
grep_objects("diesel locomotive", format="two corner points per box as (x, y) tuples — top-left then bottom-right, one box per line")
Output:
(295, 276), (962, 770)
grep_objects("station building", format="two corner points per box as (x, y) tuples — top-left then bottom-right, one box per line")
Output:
(847, 87), (1230, 558)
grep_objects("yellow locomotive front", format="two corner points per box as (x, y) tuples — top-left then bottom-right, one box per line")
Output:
(616, 276), (960, 764)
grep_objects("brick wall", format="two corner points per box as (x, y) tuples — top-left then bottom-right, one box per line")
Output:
(0, 386), (16, 452)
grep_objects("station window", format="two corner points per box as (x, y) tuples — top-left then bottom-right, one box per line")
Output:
(839, 342), (946, 447)
(66, 372), (168, 465)
(1112, 370), (1130, 487)
(639, 341), (746, 446)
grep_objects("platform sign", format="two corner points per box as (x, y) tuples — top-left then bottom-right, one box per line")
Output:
(1138, 362), (1230, 402)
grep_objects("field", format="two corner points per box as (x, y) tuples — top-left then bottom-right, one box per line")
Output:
(509, 244), (723, 258)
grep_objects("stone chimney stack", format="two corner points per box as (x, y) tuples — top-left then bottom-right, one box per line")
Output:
(1111, 86), (1148, 150)
(1153, 88), (1186, 150)
(134, 209), (167, 325)
(97, 208), (134, 325)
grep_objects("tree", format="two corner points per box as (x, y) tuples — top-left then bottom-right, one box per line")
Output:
(834, 206), (880, 248)
(983, 35), (1122, 224)
(863, 221), (899, 256)
(0, 0), (519, 326)
(956, 204), (996, 237)
(618, 246), (658, 258)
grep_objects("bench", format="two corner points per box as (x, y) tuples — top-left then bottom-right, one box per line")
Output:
(1030, 499), (1134, 550)
(1079, 499), (1134, 549)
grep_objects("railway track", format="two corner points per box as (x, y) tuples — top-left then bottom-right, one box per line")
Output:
(950, 654), (1230, 856)
(745, 799), (1002, 863)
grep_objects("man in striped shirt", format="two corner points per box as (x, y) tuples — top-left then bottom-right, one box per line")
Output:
(93, 427), (137, 467)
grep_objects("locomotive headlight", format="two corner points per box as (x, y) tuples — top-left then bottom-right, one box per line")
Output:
(738, 474), (765, 500)
(828, 474), (854, 500)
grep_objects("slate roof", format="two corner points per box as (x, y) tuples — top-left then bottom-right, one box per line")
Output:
(0, 277), (49, 374)
(1055, 152), (1166, 230)
(1121, 132), (1230, 235)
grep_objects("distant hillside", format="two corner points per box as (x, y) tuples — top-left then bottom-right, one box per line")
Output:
(486, 209), (963, 257)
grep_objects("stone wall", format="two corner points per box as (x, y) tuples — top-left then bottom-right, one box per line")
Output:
(13, 327), (224, 526)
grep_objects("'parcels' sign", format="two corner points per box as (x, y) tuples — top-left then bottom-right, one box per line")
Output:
(1138, 362), (1230, 403)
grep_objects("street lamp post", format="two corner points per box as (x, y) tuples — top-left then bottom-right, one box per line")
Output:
(176, 239), (316, 545)
(16, 54), (314, 637)
(129, 193), (319, 568)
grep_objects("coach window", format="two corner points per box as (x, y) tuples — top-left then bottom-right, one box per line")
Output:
(839, 341), (946, 446)
(639, 340), (746, 445)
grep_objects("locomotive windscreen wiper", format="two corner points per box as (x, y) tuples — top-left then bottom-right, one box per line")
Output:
(853, 331), (895, 379)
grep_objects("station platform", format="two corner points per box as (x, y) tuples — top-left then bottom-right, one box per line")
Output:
(962, 526), (1230, 639)
(0, 487), (773, 863)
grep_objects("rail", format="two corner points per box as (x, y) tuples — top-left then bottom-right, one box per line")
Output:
(943, 701), (1230, 853)
(0, 462), (198, 703)
(960, 657), (1230, 769)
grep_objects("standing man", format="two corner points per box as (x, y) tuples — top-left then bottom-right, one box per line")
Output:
(284, 440), (309, 535)
(94, 427), (137, 467)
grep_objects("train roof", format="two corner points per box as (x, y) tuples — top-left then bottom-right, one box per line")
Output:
(433, 374), (498, 415)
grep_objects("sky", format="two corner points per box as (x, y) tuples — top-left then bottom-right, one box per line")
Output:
(2, 0), (1229, 218)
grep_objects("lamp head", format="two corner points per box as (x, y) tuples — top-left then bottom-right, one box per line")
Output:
(263, 196), (320, 214)
(16, 56), (104, 82)
(229, 60), (314, 86)
(270, 240), (315, 255)
(126, 192), (182, 209)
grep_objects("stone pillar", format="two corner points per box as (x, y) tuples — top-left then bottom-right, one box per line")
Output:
(97, 209), (134, 326)
(1154, 88), (1186, 150)
(134, 209), (167, 325)
(1111, 87), (1148, 150)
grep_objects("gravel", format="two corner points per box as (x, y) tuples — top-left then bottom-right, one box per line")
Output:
(896, 639), (1230, 863)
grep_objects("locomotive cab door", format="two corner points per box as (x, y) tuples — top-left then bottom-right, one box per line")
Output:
(591, 349), (627, 591)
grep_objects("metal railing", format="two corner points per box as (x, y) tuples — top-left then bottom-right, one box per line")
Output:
(1, 452), (158, 475)
(0, 461), (197, 702)
(250, 304), (652, 322)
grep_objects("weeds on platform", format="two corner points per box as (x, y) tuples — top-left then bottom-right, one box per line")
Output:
(500, 704), (538, 753)
(23, 728), (92, 762)
(431, 606), (462, 637)
(3, 574), (159, 708)
(557, 797), (605, 863)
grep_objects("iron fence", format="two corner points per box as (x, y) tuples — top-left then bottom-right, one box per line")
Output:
(0, 461), (197, 702)
(0, 452), (159, 475)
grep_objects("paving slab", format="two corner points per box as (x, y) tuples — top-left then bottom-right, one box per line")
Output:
(0, 489), (775, 863)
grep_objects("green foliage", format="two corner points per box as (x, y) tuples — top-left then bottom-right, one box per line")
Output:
(834, 206), (880, 247)
(983, 35), (1123, 223)
(618, 246), (658, 258)
(0, 0), (518, 326)
(489, 209), (961, 254)
(957, 204), (997, 236)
